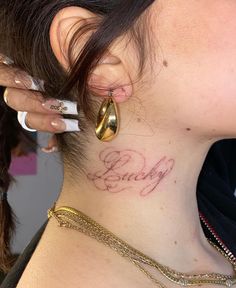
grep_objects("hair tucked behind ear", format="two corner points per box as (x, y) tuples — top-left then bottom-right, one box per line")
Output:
(0, 0), (155, 270)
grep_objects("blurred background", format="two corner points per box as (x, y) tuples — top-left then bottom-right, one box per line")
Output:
(9, 132), (63, 253)
(0, 132), (62, 282)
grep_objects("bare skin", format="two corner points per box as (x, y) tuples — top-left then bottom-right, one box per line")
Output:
(3, 0), (236, 287)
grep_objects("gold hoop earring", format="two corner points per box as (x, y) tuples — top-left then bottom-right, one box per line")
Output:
(95, 91), (119, 142)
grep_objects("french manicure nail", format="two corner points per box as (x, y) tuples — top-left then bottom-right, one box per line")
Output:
(15, 72), (45, 91)
(42, 99), (78, 115)
(51, 119), (80, 132)
(30, 77), (45, 91)
(41, 146), (58, 153)
(0, 54), (14, 65)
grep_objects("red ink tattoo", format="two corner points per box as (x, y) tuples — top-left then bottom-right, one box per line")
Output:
(87, 148), (175, 197)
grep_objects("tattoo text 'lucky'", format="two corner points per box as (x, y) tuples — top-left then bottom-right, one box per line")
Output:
(87, 148), (175, 197)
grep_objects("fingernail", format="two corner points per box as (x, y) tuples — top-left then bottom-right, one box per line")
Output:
(42, 99), (78, 115)
(15, 72), (45, 91)
(0, 54), (14, 65)
(30, 77), (45, 91)
(3, 88), (9, 104)
(51, 119), (80, 132)
(41, 146), (58, 153)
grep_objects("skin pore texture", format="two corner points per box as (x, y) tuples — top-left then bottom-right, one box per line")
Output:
(17, 1), (236, 287)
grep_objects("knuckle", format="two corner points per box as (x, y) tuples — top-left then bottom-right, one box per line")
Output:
(3, 87), (13, 107)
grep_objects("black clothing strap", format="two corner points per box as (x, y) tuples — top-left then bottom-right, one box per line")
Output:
(1, 220), (48, 288)
(197, 140), (236, 256)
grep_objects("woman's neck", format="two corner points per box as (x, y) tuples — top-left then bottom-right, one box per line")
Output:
(55, 132), (229, 273)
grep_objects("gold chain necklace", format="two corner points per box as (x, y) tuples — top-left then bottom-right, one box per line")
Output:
(47, 204), (236, 288)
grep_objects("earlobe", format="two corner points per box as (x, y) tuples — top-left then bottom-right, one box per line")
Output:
(88, 60), (133, 103)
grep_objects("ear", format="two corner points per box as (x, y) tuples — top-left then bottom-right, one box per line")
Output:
(50, 6), (133, 103)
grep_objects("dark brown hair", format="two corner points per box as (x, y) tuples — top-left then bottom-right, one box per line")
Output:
(0, 0), (154, 272)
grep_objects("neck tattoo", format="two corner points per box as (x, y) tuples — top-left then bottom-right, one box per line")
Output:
(87, 148), (175, 196)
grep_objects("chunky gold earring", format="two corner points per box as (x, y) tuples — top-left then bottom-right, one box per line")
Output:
(95, 91), (119, 142)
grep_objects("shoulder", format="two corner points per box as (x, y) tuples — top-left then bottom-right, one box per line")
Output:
(15, 219), (148, 288)
(1, 221), (48, 288)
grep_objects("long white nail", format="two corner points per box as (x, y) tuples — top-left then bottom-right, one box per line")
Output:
(42, 99), (78, 115)
(61, 100), (78, 115)
(41, 146), (58, 153)
(0, 54), (14, 65)
(51, 119), (80, 132)
(29, 76), (45, 91)
(63, 119), (80, 132)
(15, 73), (45, 91)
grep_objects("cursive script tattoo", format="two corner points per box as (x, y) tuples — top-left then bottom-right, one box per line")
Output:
(87, 148), (175, 197)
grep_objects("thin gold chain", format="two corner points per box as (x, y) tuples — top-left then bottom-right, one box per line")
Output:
(48, 204), (236, 288)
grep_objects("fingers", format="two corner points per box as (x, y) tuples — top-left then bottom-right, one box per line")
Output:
(0, 54), (80, 134)
(0, 64), (43, 91)
(17, 111), (37, 132)
(41, 135), (58, 153)
(4, 88), (80, 133)
(4, 88), (79, 115)
(5, 88), (80, 132)
(25, 112), (80, 133)
(4, 88), (45, 113)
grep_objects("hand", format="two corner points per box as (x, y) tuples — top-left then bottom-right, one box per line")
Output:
(0, 55), (80, 152)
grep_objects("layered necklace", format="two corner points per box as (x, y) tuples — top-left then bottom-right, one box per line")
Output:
(48, 205), (236, 288)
